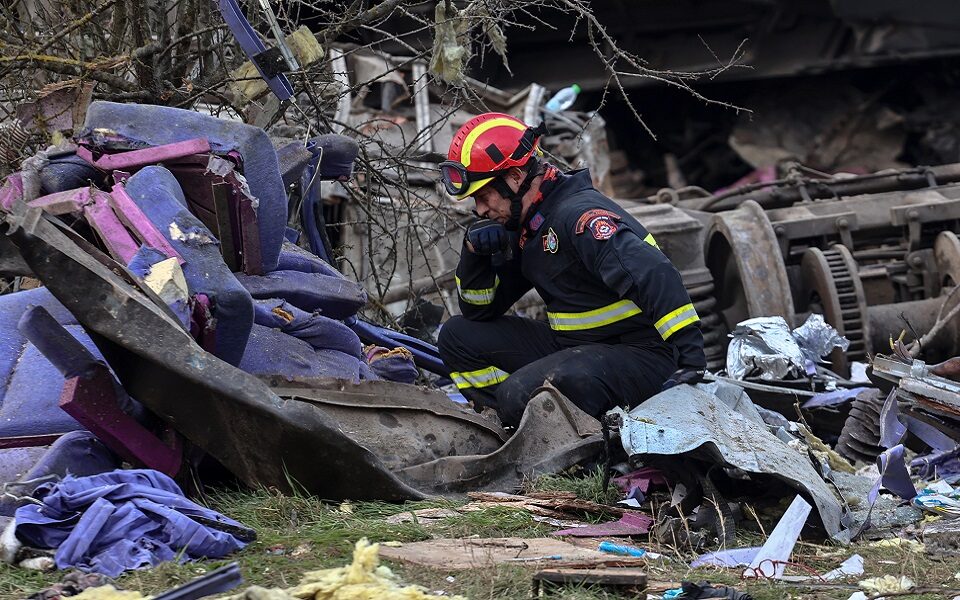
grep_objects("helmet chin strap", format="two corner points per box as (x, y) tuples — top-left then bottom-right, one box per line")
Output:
(490, 158), (540, 231)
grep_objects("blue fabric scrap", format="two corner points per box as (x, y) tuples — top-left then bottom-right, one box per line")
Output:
(15, 469), (253, 577)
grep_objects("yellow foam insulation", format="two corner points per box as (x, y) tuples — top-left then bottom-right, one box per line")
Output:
(364, 345), (414, 362)
(144, 257), (189, 305)
(272, 306), (295, 323)
(798, 424), (856, 473)
(226, 538), (466, 600)
(859, 575), (914, 594)
(70, 586), (145, 600)
(231, 25), (324, 104)
(869, 538), (926, 553)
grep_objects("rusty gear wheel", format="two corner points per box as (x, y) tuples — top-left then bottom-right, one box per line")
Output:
(801, 244), (870, 376)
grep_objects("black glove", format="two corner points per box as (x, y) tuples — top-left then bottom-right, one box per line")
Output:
(662, 367), (705, 391)
(466, 219), (510, 255)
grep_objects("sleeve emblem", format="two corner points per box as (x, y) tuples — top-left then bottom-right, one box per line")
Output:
(575, 209), (622, 240)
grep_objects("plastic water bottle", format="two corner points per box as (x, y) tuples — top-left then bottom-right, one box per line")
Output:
(544, 84), (581, 111)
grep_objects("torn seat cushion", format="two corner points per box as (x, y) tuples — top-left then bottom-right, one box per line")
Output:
(310, 134), (359, 180)
(239, 324), (362, 381)
(124, 166), (253, 366)
(276, 241), (346, 278)
(40, 154), (104, 195)
(253, 298), (362, 358)
(81, 101), (288, 272)
(0, 288), (103, 440)
(366, 347), (419, 384)
(236, 270), (366, 319)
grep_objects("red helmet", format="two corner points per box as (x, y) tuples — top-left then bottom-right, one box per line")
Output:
(440, 113), (542, 200)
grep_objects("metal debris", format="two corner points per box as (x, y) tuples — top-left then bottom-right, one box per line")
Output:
(613, 385), (851, 542)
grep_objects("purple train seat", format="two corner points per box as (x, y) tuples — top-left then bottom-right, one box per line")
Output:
(0, 288), (102, 443)
(239, 298), (370, 381)
(81, 102), (288, 273)
(124, 166), (254, 366)
(235, 270), (366, 319)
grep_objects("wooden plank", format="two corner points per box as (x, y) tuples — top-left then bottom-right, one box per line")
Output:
(533, 567), (647, 586)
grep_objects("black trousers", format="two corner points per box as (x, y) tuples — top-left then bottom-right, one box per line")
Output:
(438, 315), (678, 427)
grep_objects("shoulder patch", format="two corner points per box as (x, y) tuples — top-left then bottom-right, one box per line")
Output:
(575, 209), (622, 237)
(575, 209), (621, 240)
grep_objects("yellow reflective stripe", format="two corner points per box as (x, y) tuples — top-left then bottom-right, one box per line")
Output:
(654, 303), (700, 340)
(455, 275), (499, 306)
(547, 299), (642, 331)
(643, 233), (660, 249)
(450, 366), (510, 389)
(461, 118), (527, 167)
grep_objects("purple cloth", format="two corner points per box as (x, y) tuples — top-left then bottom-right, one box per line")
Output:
(39, 153), (104, 195)
(366, 349), (419, 384)
(15, 469), (252, 577)
(1, 431), (119, 517)
(276, 242), (345, 278)
(0, 288), (110, 440)
(126, 246), (168, 279)
(802, 387), (867, 409)
(359, 361), (379, 381)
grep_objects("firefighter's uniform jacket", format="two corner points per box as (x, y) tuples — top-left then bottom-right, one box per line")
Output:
(439, 169), (706, 424)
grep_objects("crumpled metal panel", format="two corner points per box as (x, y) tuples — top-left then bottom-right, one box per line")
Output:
(614, 385), (851, 542)
(269, 379), (507, 472)
(396, 384), (603, 494)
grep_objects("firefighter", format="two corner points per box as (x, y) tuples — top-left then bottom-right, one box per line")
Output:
(438, 112), (706, 427)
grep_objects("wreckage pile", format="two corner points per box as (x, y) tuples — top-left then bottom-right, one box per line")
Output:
(2, 80), (960, 599)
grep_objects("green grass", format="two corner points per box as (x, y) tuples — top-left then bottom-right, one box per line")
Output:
(2, 477), (960, 600)
(525, 465), (622, 505)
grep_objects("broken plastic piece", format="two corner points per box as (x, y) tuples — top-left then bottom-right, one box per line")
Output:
(743, 495), (812, 580)
(77, 138), (211, 171)
(552, 513), (653, 538)
(870, 444), (917, 501)
(821, 554), (864, 580)
(691, 547), (761, 569)
(912, 482), (960, 516)
(597, 541), (646, 557)
(153, 562), (243, 600)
